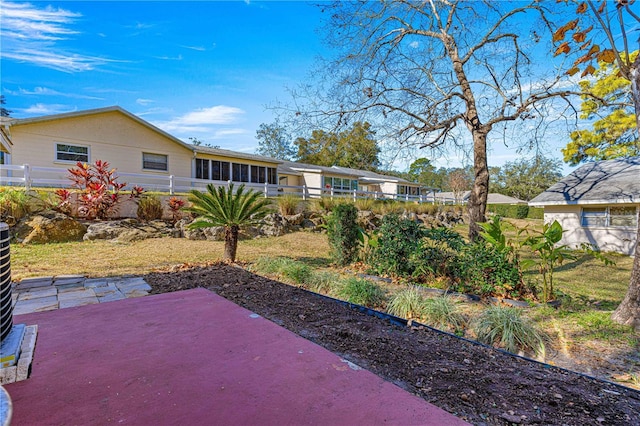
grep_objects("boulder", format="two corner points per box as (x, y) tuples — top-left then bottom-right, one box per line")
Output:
(19, 210), (87, 244)
(84, 219), (177, 242)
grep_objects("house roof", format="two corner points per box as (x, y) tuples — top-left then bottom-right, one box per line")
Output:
(529, 156), (640, 206)
(7, 106), (280, 165)
(278, 160), (429, 187)
(434, 191), (527, 204)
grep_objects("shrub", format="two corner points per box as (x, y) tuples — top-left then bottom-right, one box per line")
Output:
(250, 256), (313, 285)
(472, 305), (546, 356)
(527, 207), (544, 220)
(137, 195), (163, 222)
(326, 203), (361, 266)
(277, 194), (301, 216)
(336, 277), (385, 308)
(387, 287), (426, 320)
(168, 196), (186, 223)
(63, 160), (142, 220)
(0, 189), (31, 224)
(422, 295), (466, 333)
(369, 214), (425, 276)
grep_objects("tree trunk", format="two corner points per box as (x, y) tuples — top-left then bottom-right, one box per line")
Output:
(223, 225), (239, 263)
(468, 130), (490, 241)
(612, 55), (640, 329)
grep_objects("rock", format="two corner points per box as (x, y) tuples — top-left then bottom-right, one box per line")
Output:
(500, 412), (522, 424)
(300, 218), (318, 231)
(284, 213), (305, 226)
(259, 213), (288, 237)
(19, 210), (87, 244)
(83, 219), (176, 242)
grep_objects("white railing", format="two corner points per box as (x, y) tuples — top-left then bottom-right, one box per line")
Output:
(0, 163), (448, 204)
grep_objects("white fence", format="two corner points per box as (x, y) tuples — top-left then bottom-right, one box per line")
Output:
(0, 163), (452, 203)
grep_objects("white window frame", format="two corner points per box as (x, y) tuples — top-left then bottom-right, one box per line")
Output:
(55, 142), (90, 163)
(581, 206), (638, 228)
(142, 152), (169, 172)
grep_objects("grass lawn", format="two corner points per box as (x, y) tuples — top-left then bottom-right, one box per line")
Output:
(9, 220), (639, 388)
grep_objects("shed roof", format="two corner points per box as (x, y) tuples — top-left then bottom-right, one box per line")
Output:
(529, 157), (640, 206)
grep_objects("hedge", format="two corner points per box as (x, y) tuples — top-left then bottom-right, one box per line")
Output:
(486, 204), (543, 220)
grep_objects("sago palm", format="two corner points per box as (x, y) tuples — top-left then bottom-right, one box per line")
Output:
(186, 183), (271, 262)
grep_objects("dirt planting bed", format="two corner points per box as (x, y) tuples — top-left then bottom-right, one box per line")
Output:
(145, 263), (640, 425)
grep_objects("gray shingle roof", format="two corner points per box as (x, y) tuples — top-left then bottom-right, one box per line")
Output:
(529, 157), (640, 206)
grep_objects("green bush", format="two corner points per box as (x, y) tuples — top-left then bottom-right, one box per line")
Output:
(137, 195), (164, 221)
(369, 214), (425, 276)
(281, 261), (313, 285)
(307, 270), (341, 295)
(487, 204), (530, 219)
(527, 207), (544, 220)
(326, 203), (361, 266)
(250, 256), (312, 285)
(472, 305), (546, 356)
(336, 277), (385, 308)
(0, 189), (31, 224)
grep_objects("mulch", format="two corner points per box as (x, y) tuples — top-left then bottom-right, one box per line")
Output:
(144, 263), (640, 425)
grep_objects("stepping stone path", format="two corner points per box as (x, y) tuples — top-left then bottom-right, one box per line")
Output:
(11, 275), (152, 315)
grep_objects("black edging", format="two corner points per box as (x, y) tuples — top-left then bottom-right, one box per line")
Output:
(301, 287), (639, 395)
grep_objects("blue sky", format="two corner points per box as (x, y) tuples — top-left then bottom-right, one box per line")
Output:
(1, 1), (588, 174)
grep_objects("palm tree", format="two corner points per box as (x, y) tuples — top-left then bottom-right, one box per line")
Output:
(186, 183), (271, 262)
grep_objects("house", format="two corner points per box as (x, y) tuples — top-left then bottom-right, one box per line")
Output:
(1, 105), (428, 201)
(435, 191), (527, 205)
(529, 157), (640, 255)
(277, 160), (432, 200)
(0, 106), (280, 192)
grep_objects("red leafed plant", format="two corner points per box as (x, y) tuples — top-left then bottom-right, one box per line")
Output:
(167, 196), (186, 223)
(60, 160), (143, 220)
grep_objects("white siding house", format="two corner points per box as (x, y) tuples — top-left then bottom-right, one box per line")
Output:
(529, 157), (640, 255)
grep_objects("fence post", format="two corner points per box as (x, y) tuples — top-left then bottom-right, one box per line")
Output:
(353, 189), (357, 202)
(264, 182), (268, 198)
(169, 175), (174, 195)
(24, 164), (31, 191)
(330, 187), (334, 200)
(302, 185), (307, 201)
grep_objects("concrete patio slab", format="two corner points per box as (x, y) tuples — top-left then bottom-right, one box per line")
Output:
(5, 288), (468, 425)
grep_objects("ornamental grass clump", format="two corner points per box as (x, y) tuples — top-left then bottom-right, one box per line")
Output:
(472, 305), (546, 357)
(137, 195), (163, 222)
(387, 287), (427, 320)
(277, 194), (301, 216)
(336, 277), (385, 308)
(422, 295), (466, 333)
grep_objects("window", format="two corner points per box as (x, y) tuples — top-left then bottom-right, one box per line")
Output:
(211, 160), (230, 181)
(142, 153), (168, 171)
(251, 165), (267, 183)
(195, 159), (210, 180)
(232, 163), (249, 182)
(323, 176), (358, 191)
(397, 185), (420, 196)
(581, 206), (637, 227)
(610, 206), (637, 227)
(267, 167), (277, 184)
(56, 143), (89, 163)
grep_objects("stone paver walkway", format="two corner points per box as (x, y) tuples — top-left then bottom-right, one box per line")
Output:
(11, 275), (151, 315)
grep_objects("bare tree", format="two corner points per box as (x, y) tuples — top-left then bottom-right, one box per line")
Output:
(287, 1), (576, 240)
(448, 169), (471, 204)
(553, 0), (640, 329)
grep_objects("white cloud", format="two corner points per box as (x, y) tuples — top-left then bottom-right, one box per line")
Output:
(14, 86), (103, 100)
(409, 41), (419, 48)
(180, 45), (206, 52)
(20, 103), (75, 115)
(136, 98), (155, 106)
(155, 54), (183, 61)
(0, 2), (112, 72)
(153, 105), (245, 134)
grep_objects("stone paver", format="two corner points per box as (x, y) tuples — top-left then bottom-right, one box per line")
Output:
(10, 275), (152, 315)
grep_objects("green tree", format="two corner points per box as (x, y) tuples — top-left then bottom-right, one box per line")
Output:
(186, 183), (270, 262)
(295, 122), (380, 170)
(255, 119), (296, 160)
(562, 51), (639, 165)
(552, 0), (640, 329)
(0, 95), (11, 117)
(406, 158), (445, 189)
(493, 156), (563, 201)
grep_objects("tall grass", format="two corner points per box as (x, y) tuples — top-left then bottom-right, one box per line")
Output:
(472, 305), (546, 356)
(276, 194), (301, 216)
(422, 295), (466, 333)
(336, 277), (386, 308)
(0, 188), (31, 223)
(387, 287), (426, 320)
